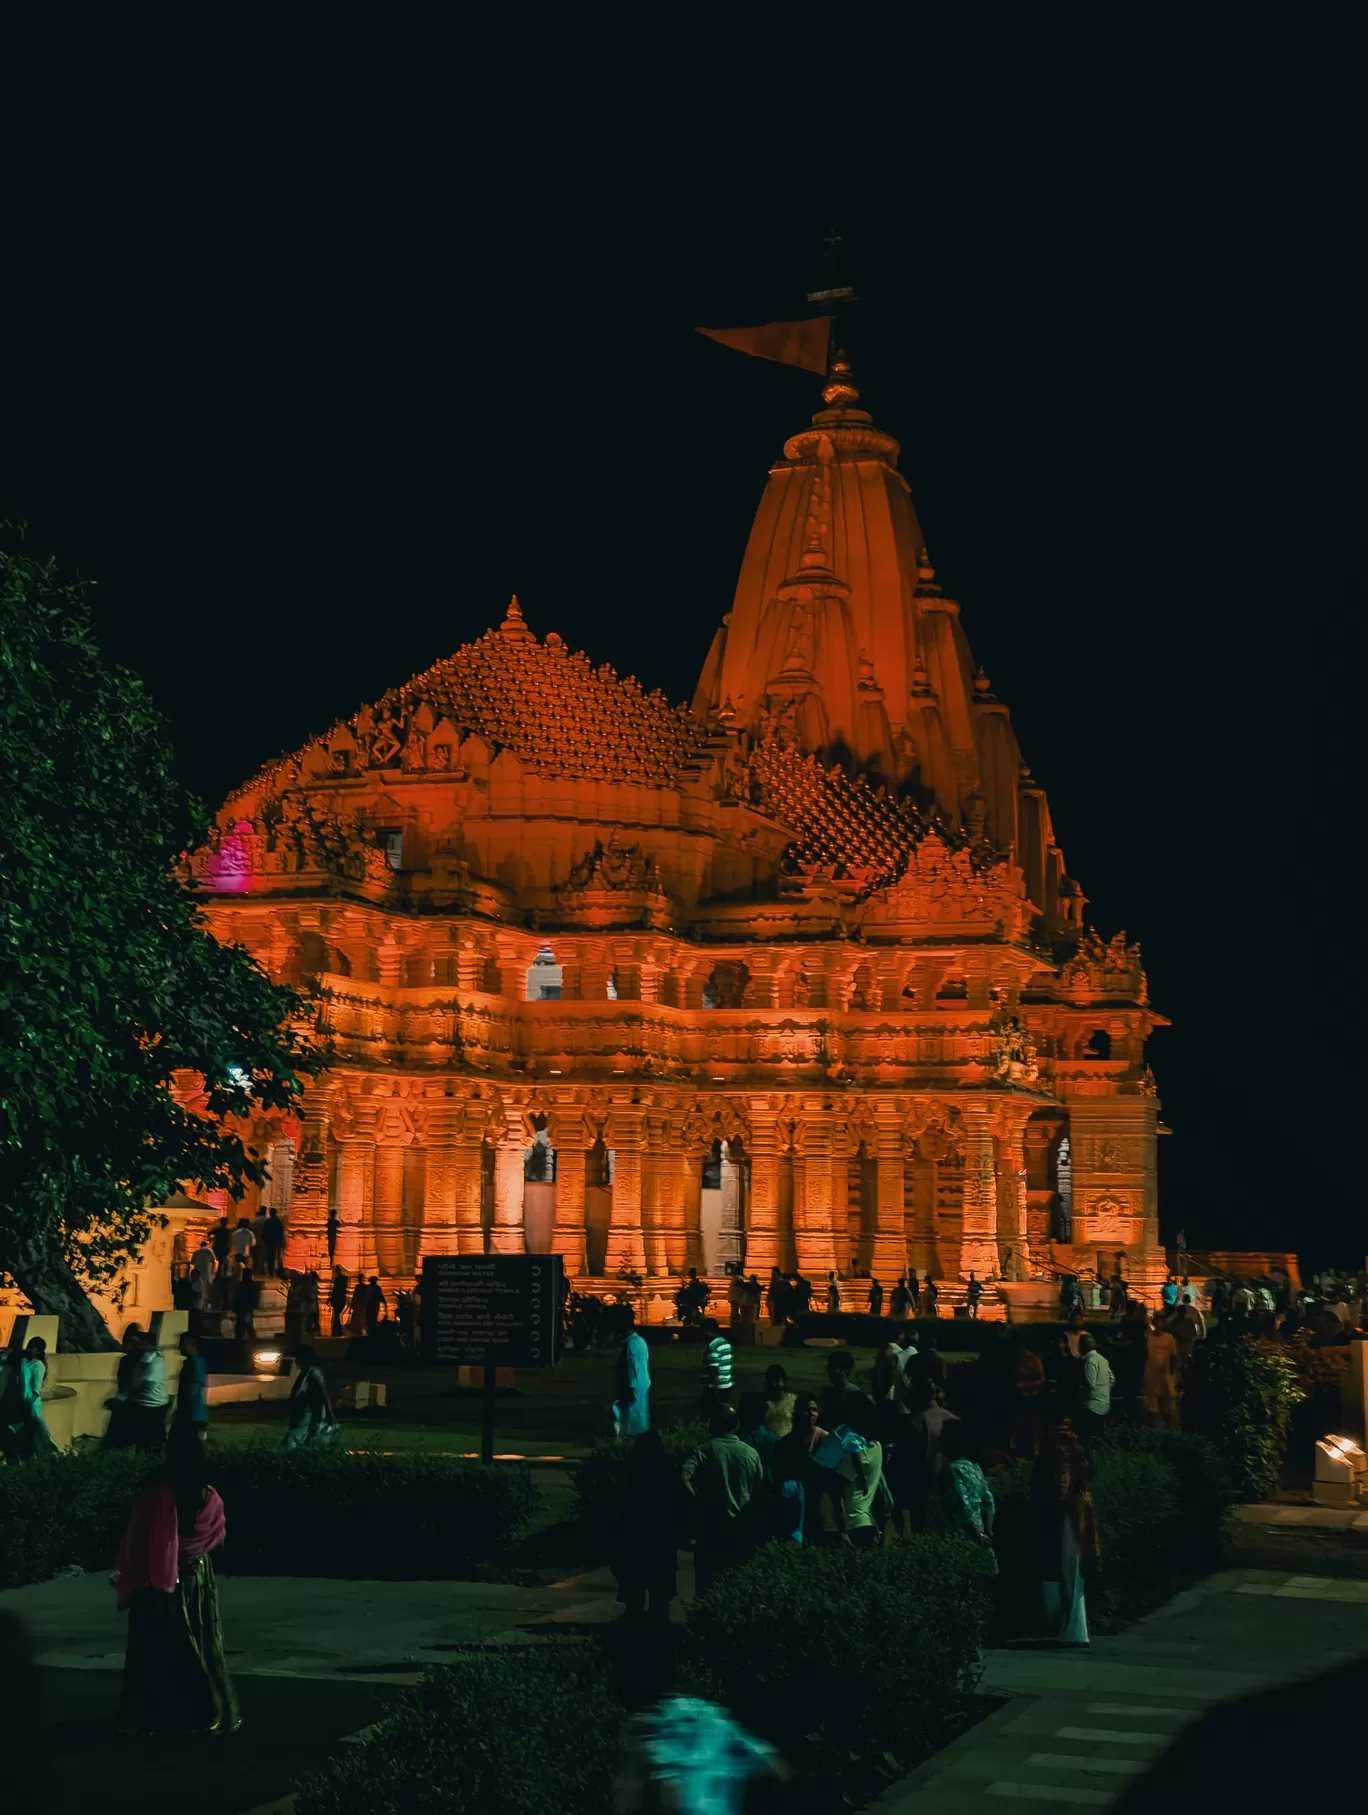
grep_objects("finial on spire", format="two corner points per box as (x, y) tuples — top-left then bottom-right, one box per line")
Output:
(822, 350), (861, 409)
(499, 594), (533, 640)
(918, 549), (936, 585)
(973, 666), (996, 700)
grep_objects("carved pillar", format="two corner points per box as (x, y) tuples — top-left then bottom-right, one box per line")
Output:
(551, 1115), (588, 1275)
(334, 1127), (375, 1276)
(680, 1151), (704, 1273)
(605, 1104), (647, 1275)
(491, 1102), (527, 1255)
(994, 1103), (1031, 1281)
(870, 1103), (907, 1283)
(958, 1101), (999, 1279)
(422, 1101), (483, 1259)
(373, 1142), (405, 1280)
(640, 1111), (676, 1280)
(745, 1104), (782, 1277)
(284, 1087), (330, 1272)
(794, 1113), (840, 1277)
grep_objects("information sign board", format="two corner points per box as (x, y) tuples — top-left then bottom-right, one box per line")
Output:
(420, 1253), (561, 1368)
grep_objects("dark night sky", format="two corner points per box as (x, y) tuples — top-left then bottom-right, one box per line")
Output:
(3, 39), (1359, 1258)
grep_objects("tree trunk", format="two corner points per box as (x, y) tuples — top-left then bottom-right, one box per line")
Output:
(2, 1240), (119, 1351)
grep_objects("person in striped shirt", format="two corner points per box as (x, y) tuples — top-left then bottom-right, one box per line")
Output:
(699, 1318), (734, 1418)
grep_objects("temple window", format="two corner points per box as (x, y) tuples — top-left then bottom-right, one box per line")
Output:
(375, 827), (404, 870)
(1083, 1029), (1111, 1060)
(937, 976), (968, 1000)
(606, 970), (619, 1000)
(702, 1140), (723, 1191)
(526, 945), (563, 1000)
(297, 931), (328, 975)
(524, 1126), (557, 1182)
(703, 961), (749, 1009)
(403, 952), (433, 986)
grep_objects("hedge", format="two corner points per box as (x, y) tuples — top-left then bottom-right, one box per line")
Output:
(294, 1645), (625, 1815)
(1182, 1337), (1304, 1501)
(683, 1536), (995, 1805)
(0, 1442), (538, 1588)
(989, 1426), (1229, 1633)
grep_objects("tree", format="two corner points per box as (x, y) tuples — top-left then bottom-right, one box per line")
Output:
(0, 542), (322, 1348)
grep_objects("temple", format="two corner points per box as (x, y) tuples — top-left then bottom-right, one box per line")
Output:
(188, 359), (1167, 1316)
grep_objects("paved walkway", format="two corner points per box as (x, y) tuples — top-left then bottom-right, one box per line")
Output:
(2, 1558), (648, 1683)
(870, 1567), (1368, 1811)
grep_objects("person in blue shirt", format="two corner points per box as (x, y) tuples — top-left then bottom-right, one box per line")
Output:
(174, 1332), (209, 1441)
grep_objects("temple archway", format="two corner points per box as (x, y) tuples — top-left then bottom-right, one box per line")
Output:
(523, 1120), (557, 1252)
(585, 1138), (612, 1274)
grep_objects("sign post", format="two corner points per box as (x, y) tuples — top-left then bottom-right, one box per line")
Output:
(420, 1254), (563, 1461)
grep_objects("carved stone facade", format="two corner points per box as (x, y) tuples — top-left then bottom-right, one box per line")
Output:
(189, 365), (1167, 1311)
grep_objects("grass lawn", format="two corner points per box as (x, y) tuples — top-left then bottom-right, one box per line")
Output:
(211, 1337), (937, 1456)
(39, 1668), (400, 1815)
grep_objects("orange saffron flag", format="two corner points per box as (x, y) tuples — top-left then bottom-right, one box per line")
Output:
(696, 317), (834, 376)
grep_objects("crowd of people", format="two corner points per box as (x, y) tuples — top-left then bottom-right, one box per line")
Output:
(610, 1318), (1103, 1648)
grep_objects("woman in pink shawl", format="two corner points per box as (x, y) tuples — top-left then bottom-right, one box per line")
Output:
(113, 1433), (239, 1735)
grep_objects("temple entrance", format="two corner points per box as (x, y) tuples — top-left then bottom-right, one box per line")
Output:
(585, 1139), (611, 1275)
(523, 1122), (556, 1253)
(699, 1139), (746, 1275)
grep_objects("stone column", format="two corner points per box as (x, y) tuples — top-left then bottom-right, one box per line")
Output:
(422, 1102), (482, 1258)
(744, 1104), (782, 1277)
(680, 1152), (704, 1273)
(372, 1143), (406, 1281)
(551, 1121), (588, 1275)
(334, 1131), (375, 1276)
(491, 1102), (527, 1255)
(605, 1105), (647, 1275)
(870, 1104), (908, 1283)
(958, 1101), (999, 1278)
(994, 1105), (1031, 1280)
(284, 1089), (330, 1272)
(640, 1118), (674, 1281)
(794, 1116), (840, 1277)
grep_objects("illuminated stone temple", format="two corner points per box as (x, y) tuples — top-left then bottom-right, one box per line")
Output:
(191, 360), (1166, 1315)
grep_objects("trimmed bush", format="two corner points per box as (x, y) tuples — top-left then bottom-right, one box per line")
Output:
(0, 1442), (538, 1588)
(294, 1647), (625, 1815)
(683, 1536), (994, 1804)
(1182, 1337), (1304, 1500)
(573, 1421), (707, 1539)
(989, 1426), (1230, 1633)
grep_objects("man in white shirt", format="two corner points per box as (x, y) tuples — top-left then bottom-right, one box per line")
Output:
(1077, 1333), (1113, 1439)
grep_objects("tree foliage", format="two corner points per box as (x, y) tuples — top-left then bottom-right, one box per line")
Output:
(0, 542), (321, 1346)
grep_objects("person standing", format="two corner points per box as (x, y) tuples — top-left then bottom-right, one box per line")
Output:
(613, 1308), (652, 1437)
(191, 1238), (217, 1312)
(103, 1326), (146, 1449)
(762, 1364), (796, 1438)
(889, 1275), (911, 1318)
(283, 1345), (338, 1448)
(681, 1406), (763, 1593)
(790, 1273), (813, 1316)
(867, 1278), (884, 1317)
(1161, 1273), (1179, 1314)
(840, 1394), (885, 1547)
(826, 1271), (842, 1313)
(364, 1275), (387, 1335)
(1031, 1419), (1098, 1645)
(348, 1274), (367, 1334)
(6, 1338), (59, 1460)
(966, 1273), (983, 1319)
(230, 1216), (254, 1278)
(1076, 1333), (1113, 1439)
(329, 1266), (350, 1337)
(1141, 1311), (1180, 1428)
(820, 1350), (866, 1431)
(765, 1266), (785, 1326)
(233, 1266), (259, 1343)
(114, 1434), (238, 1735)
(699, 1318), (734, 1420)
(262, 1208), (286, 1279)
(173, 1332), (209, 1444)
(612, 1428), (680, 1628)
(211, 1217), (232, 1304)
(931, 1419), (996, 1553)
(1171, 1296), (1206, 1371)
(130, 1333), (171, 1449)
(922, 1277), (940, 1318)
